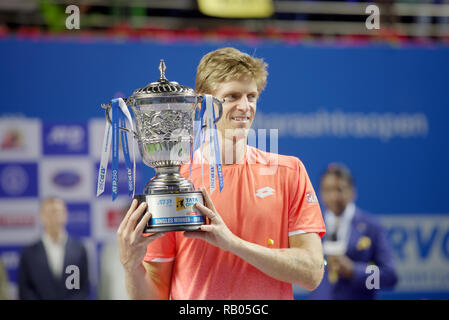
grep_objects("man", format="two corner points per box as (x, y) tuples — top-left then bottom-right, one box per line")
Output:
(117, 47), (326, 299)
(309, 164), (397, 300)
(18, 197), (89, 299)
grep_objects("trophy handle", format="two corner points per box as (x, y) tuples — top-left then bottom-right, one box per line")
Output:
(199, 96), (224, 129)
(212, 97), (224, 124)
(101, 103), (139, 139)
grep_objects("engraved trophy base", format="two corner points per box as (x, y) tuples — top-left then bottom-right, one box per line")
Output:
(135, 192), (205, 233)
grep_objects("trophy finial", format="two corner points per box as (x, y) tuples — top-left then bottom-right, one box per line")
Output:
(158, 59), (167, 80)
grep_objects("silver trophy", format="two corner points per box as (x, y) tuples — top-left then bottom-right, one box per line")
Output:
(102, 60), (223, 232)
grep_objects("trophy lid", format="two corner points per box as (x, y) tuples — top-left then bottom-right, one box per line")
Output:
(128, 59), (196, 105)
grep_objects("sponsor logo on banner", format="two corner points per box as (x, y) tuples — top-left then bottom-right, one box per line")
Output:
(106, 208), (123, 229)
(43, 123), (88, 155)
(52, 170), (81, 188)
(40, 157), (92, 200)
(0, 118), (41, 160)
(0, 200), (40, 244)
(0, 214), (35, 227)
(1, 128), (24, 151)
(0, 163), (38, 198)
(380, 214), (449, 292)
(66, 203), (91, 238)
(92, 198), (130, 241)
(253, 111), (429, 141)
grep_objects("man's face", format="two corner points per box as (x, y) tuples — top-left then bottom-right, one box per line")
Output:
(212, 76), (258, 139)
(40, 199), (68, 234)
(320, 174), (354, 216)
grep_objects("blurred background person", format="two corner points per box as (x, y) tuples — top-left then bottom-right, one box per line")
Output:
(0, 258), (10, 300)
(309, 164), (398, 300)
(18, 197), (89, 299)
(98, 206), (129, 300)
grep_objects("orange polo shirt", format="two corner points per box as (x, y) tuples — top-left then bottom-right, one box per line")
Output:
(144, 146), (325, 299)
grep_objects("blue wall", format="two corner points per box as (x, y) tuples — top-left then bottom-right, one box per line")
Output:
(1, 38), (448, 213)
(1, 37), (449, 299)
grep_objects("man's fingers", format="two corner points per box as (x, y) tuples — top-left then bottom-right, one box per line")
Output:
(126, 202), (148, 232)
(200, 224), (214, 232)
(134, 210), (153, 236)
(200, 187), (217, 212)
(195, 202), (218, 222)
(117, 199), (138, 235)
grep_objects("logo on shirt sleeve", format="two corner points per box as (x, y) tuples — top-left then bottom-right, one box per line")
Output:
(305, 192), (318, 204)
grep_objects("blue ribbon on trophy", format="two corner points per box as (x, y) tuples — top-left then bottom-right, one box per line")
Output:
(111, 99), (120, 200)
(97, 110), (112, 197)
(120, 110), (133, 197)
(97, 97), (136, 201)
(191, 97), (206, 179)
(211, 96), (224, 192)
(190, 94), (224, 194)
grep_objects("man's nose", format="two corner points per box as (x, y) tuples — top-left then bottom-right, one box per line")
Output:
(236, 96), (251, 112)
(325, 191), (340, 203)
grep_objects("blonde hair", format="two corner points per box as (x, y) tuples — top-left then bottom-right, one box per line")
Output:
(195, 47), (268, 95)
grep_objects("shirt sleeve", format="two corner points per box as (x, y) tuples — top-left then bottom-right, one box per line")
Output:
(288, 158), (326, 238)
(143, 232), (176, 263)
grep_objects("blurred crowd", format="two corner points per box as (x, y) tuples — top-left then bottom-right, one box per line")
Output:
(0, 0), (448, 41)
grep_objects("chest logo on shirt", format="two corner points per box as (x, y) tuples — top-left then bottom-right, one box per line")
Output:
(255, 187), (275, 198)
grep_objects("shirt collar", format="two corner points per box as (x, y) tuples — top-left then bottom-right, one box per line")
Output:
(325, 202), (356, 227)
(326, 202), (355, 219)
(42, 231), (68, 247)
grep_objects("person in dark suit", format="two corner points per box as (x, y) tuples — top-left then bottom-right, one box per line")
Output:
(18, 197), (89, 299)
(309, 164), (397, 300)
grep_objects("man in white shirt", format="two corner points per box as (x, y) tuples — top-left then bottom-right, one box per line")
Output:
(40, 199), (69, 280)
(18, 197), (89, 299)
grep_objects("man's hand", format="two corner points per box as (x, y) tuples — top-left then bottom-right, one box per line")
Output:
(184, 188), (238, 252)
(117, 199), (166, 273)
(185, 188), (323, 290)
(327, 255), (354, 279)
